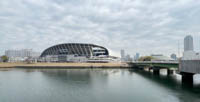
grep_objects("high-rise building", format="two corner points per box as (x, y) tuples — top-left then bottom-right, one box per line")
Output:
(120, 49), (125, 59)
(125, 54), (132, 62)
(134, 53), (140, 61)
(182, 35), (200, 60)
(184, 35), (194, 51)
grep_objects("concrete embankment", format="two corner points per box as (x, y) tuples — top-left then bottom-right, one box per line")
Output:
(0, 63), (23, 68)
(0, 62), (130, 69)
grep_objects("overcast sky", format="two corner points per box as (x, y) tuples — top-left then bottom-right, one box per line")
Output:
(0, 0), (200, 57)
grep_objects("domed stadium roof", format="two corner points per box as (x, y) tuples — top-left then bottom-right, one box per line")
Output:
(40, 43), (109, 58)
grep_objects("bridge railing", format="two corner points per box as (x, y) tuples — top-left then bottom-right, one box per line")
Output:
(131, 61), (179, 64)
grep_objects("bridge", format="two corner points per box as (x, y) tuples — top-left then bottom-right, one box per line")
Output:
(130, 61), (178, 69)
(128, 60), (200, 84)
(129, 61), (178, 75)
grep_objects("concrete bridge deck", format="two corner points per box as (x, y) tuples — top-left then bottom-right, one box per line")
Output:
(129, 61), (179, 69)
(128, 60), (200, 84)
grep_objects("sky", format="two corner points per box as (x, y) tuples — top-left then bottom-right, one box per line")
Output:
(0, 0), (200, 57)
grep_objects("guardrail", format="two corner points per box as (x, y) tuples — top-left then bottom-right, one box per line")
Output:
(131, 61), (179, 64)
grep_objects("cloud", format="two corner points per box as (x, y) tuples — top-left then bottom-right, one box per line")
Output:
(0, 0), (200, 57)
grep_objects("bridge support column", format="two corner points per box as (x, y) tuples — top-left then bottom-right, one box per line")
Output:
(167, 69), (174, 75)
(149, 67), (153, 72)
(153, 69), (160, 75)
(148, 68), (151, 72)
(132, 66), (139, 69)
(144, 67), (149, 71)
(181, 72), (194, 84)
(139, 67), (144, 70)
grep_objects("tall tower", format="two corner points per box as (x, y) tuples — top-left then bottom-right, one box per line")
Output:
(120, 49), (125, 59)
(135, 53), (140, 60)
(184, 35), (194, 51)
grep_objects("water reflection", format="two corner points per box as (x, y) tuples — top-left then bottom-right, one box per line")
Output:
(39, 69), (111, 88)
(0, 68), (200, 102)
(129, 69), (200, 102)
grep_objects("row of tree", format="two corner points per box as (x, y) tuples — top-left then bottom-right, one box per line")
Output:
(138, 56), (154, 61)
(0, 55), (9, 62)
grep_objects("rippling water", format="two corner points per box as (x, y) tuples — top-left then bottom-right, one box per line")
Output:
(0, 68), (200, 102)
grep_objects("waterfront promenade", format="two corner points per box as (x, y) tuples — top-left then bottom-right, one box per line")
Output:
(0, 62), (130, 68)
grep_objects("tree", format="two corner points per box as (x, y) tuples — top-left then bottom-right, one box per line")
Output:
(1, 55), (9, 62)
(138, 56), (153, 61)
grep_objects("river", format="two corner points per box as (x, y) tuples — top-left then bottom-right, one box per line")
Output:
(0, 68), (200, 102)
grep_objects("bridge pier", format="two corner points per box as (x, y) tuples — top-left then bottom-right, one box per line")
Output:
(181, 72), (194, 84)
(139, 67), (144, 70)
(149, 67), (153, 71)
(167, 69), (174, 75)
(153, 69), (160, 75)
(132, 66), (139, 69)
(144, 67), (150, 71)
(148, 67), (152, 72)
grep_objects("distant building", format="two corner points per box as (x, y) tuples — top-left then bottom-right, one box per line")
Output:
(134, 53), (140, 61)
(184, 35), (194, 51)
(5, 49), (33, 58)
(120, 50), (132, 62)
(170, 54), (177, 60)
(125, 54), (132, 62)
(121, 49), (125, 58)
(182, 35), (200, 60)
(5, 49), (40, 62)
(120, 49), (125, 61)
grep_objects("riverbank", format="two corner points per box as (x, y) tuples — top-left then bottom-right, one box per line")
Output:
(0, 63), (23, 68)
(0, 62), (130, 69)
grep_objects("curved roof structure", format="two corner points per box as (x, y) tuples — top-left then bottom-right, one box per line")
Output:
(40, 43), (109, 58)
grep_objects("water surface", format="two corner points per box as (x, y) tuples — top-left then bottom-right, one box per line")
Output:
(0, 68), (200, 102)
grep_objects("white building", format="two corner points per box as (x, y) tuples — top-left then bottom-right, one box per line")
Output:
(183, 51), (200, 60)
(5, 49), (40, 62)
(5, 49), (32, 58)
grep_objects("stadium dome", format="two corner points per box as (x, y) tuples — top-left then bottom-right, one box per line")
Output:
(40, 43), (109, 58)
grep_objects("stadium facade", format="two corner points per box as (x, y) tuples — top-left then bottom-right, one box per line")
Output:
(40, 43), (118, 62)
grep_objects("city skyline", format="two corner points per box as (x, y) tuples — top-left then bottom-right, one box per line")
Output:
(1, 0), (200, 57)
